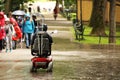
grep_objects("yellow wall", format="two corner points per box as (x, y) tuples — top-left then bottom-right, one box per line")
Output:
(116, 6), (120, 22)
(77, 0), (92, 21)
(105, 2), (120, 23)
(77, 0), (120, 23)
(82, 0), (92, 21)
(77, 0), (80, 20)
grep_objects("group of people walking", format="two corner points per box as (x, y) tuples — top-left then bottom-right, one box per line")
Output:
(0, 11), (36, 53)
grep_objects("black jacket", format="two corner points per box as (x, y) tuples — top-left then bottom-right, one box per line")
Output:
(31, 31), (53, 45)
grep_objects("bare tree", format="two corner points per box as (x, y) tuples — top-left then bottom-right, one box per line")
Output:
(109, 0), (116, 43)
(55, 0), (59, 12)
(89, 0), (107, 36)
(4, 0), (12, 14)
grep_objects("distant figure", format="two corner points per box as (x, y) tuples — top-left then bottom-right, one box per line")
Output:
(32, 14), (37, 33)
(17, 16), (23, 29)
(53, 7), (58, 20)
(28, 7), (32, 13)
(37, 6), (40, 12)
(17, 16), (24, 41)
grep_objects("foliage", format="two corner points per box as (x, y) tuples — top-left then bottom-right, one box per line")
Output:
(63, 0), (76, 9)
(53, 0), (76, 9)
(5, 0), (34, 12)
(0, 0), (5, 11)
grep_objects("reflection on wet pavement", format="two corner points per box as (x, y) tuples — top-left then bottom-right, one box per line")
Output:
(52, 50), (120, 80)
(0, 50), (120, 80)
(0, 62), (52, 80)
(31, 72), (52, 80)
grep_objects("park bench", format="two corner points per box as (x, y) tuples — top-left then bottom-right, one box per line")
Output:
(73, 23), (85, 41)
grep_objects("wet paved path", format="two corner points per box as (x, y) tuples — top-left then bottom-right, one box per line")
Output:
(0, 49), (52, 80)
(0, 49), (120, 80)
(0, 13), (120, 80)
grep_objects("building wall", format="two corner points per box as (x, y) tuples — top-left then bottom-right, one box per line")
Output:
(105, 2), (120, 23)
(116, 5), (120, 23)
(77, 0), (80, 20)
(77, 0), (92, 22)
(77, 0), (120, 23)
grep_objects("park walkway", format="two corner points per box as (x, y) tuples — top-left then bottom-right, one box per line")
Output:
(44, 13), (120, 51)
(0, 13), (120, 80)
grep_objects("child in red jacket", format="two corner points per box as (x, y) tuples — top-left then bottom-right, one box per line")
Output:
(0, 12), (6, 52)
(10, 17), (22, 49)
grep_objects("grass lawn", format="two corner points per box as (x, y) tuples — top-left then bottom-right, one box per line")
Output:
(72, 25), (120, 45)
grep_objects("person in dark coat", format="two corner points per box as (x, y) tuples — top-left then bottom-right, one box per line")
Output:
(31, 24), (53, 56)
(32, 14), (37, 33)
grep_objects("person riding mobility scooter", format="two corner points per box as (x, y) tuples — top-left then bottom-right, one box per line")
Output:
(30, 14), (53, 72)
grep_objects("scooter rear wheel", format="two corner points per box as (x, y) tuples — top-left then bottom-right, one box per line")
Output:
(30, 64), (37, 72)
(47, 62), (53, 72)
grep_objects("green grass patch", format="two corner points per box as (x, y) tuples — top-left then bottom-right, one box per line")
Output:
(70, 13), (76, 20)
(48, 27), (70, 31)
(72, 25), (120, 45)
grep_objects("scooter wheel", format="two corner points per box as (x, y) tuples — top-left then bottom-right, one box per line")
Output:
(47, 62), (53, 72)
(30, 66), (37, 72)
(30, 68), (37, 72)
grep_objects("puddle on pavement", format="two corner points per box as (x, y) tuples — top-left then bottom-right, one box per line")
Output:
(30, 72), (52, 80)
(0, 61), (52, 80)
(0, 50), (120, 80)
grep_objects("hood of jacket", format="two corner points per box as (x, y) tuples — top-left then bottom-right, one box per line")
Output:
(0, 12), (5, 27)
(25, 14), (30, 21)
(10, 17), (18, 26)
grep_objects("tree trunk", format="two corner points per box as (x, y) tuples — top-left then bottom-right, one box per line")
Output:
(4, 0), (12, 14)
(109, 0), (116, 43)
(89, 0), (107, 36)
(55, 0), (59, 13)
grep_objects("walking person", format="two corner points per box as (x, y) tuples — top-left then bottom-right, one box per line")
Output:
(17, 16), (23, 29)
(0, 12), (6, 52)
(17, 16), (25, 42)
(10, 17), (22, 49)
(32, 14), (37, 33)
(4, 17), (15, 52)
(53, 6), (58, 20)
(22, 14), (35, 48)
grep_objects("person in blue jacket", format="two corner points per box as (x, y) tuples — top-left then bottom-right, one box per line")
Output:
(22, 14), (35, 48)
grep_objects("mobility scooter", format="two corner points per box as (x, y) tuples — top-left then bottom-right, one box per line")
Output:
(30, 13), (53, 72)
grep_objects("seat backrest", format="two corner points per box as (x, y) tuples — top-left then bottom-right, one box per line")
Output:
(33, 37), (50, 52)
